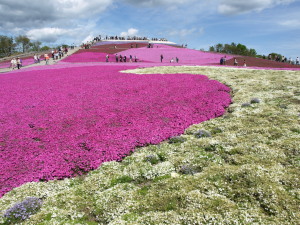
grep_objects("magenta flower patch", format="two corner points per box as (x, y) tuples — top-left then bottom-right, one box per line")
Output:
(0, 57), (44, 69)
(61, 52), (115, 63)
(118, 44), (234, 65)
(0, 65), (231, 197)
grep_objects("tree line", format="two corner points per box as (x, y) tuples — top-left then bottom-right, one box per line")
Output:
(208, 42), (286, 60)
(0, 35), (62, 58)
(208, 42), (257, 57)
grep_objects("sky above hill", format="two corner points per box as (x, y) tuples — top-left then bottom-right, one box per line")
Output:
(1, 0), (300, 58)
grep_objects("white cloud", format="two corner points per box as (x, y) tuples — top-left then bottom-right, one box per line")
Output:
(82, 34), (95, 43)
(123, 0), (194, 7)
(54, 0), (113, 18)
(120, 28), (139, 37)
(168, 28), (204, 37)
(26, 28), (69, 43)
(0, 0), (113, 29)
(218, 0), (295, 15)
(26, 27), (95, 44)
(279, 19), (300, 27)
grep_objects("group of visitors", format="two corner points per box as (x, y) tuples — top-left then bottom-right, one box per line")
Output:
(234, 58), (247, 67)
(170, 57), (179, 63)
(220, 56), (227, 65)
(220, 56), (247, 67)
(151, 38), (168, 41)
(10, 57), (22, 70)
(51, 47), (68, 61)
(93, 35), (169, 42)
(113, 54), (138, 63)
(268, 54), (299, 65)
(33, 54), (41, 63)
(160, 54), (179, 63)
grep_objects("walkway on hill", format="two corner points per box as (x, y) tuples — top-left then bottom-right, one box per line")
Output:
(0, 47), (80, 73)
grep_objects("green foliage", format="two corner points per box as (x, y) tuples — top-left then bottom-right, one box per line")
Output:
(40, 46), (51, 51)
(168, 136), (187, 144)
(15, 35), (31, 53)
(209, 42), (257, 57)
(0, 35), (15, 57)
(110, 175), (134, 187)
(29, 41), (42, 52)
(290, 128), (300, 134)
(144, 155), (160, 165)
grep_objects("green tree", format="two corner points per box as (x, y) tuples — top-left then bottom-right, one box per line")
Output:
(15, 35), (31, 53)
(215, 43), (224, 52)
(209, 42), (258, 57)
(0, 35), (15, 57)
(268, 52), (282, 60)
(236, 43), (247, 55)
(40, 46), (51, 51)
(30, 41), (42, 52)
(248, 48), (257, 57)
(209, 46), (215, 52)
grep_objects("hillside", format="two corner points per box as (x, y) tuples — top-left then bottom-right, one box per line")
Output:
(0, 42), (299, 224)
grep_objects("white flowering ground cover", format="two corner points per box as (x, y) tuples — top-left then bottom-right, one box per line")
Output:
(0, 66), (299, 224)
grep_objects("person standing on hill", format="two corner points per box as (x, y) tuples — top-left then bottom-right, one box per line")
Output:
(34, 54), (38, 63)
(160, 54), (163, 62)
(16, 58), (22, 69)
(234, 58), (238, 66)
(44, 54), (49, 65)
(10, 58), (17, 70)
(296, 57), (299, 65)
(106, 54), (109, 62)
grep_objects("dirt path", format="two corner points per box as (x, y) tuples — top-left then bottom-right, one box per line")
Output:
(0, 47), (80, 73)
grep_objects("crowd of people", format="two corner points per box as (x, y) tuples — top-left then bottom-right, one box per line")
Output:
(10, 57), (22, 70)
(51, 47), (68, 60)
(220, 56), (247, 67)
(93, 35), (169, 42)
(220, 55), (299, 67)
(268, 54), (299, 65)
(9, 46), (69, 70)
(111, 54), (138, 63)
(105, 53), (180, 64)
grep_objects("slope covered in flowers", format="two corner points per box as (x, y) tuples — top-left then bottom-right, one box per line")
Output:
(118, 44), (234, 65)
(60, 52), (115, 63)
(1, 66), (299, 224)
(0, 56), (44, 69)
(0, 65), (231, 197)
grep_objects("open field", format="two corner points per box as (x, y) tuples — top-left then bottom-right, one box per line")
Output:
(1, 63), (299, 224)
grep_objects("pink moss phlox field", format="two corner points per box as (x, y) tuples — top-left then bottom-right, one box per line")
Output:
(0, 65), (231, 197)
(118, 44), (234, 65)
(0, 57), (44, 69)
(61, 52), (115, 63)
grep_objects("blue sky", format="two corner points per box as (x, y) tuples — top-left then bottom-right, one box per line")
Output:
(1, 0), (300, 58)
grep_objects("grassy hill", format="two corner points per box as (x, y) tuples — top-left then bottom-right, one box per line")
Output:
(1, 64), (299, 224)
